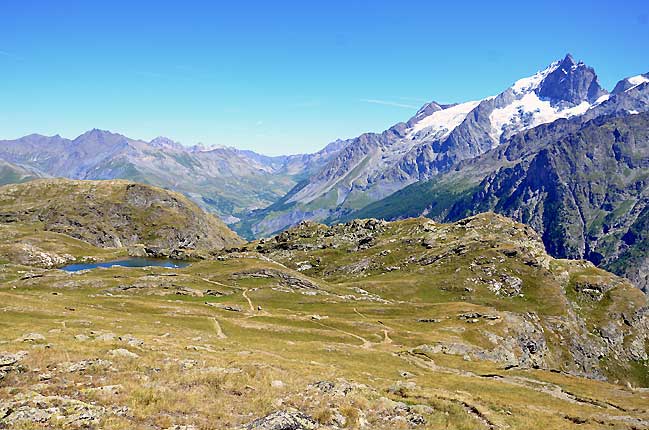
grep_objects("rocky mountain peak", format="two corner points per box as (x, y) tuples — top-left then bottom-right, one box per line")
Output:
(560, 53), (576, 67)
(536, 53), (607, 105)
(82, 128), (113, 137)
(73, 128), (128, 145)
(149, 136), (184, 150)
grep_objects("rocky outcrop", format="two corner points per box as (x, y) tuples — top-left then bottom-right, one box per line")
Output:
(0, 243), (75, 268)
(253, 218), (388, 255)
(1, 353), (111, 428)
(231, 268), (320, 290)
(242, 410), (318, 430)
(0, 351), (28, 382)
(252, 213), (649, 384)
(0, 392), (106, 429)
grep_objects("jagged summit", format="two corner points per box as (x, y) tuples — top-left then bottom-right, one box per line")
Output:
(71, 128), (131, 148)
(536, 53), (607, 105)
(75, 128), (118, 138)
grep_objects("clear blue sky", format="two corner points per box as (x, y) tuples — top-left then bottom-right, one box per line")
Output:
(1, 0), (647, 155)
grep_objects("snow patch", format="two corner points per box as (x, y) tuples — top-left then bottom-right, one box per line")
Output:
(627, 75), (649, 87)
(408, 100), (481, 137)
(594, 94), (610, 105)
(510, 61), (560, 95)
(626, 74), (649, 91)
(489, 92), (591, 143)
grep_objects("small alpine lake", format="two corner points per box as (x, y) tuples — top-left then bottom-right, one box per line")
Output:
(60, 257), (190, 272)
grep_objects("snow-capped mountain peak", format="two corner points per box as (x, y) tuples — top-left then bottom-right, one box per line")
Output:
(409, 101), (444, 123)
(149, 136), (184, 150)
(403, 54), (607, 147)
(487, 54), (607, 143)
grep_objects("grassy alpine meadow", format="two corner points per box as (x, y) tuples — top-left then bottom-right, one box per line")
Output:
(1, 212), (649, 429)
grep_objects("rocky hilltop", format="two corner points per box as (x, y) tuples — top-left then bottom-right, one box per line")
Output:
(0, 179), (243, 251)
(249, 213), (649, 383)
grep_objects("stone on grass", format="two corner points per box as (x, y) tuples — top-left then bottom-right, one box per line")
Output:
(271, 380), (285, 389)
(119, 334), (144, 347)
(17, 333), (45, 343)
(94, 332), (116, 342)
(108, 348), (140, 359)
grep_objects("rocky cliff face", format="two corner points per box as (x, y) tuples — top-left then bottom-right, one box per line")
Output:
(536, 54), (607, 105)
(453, 113), (649, 293)
(0, 179), (243, 250)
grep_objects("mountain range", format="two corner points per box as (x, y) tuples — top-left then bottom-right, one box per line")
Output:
(2, 53), (649, 292)
(0, 130), (344, 224)
(338, 69), (649, 292)
(241, 55), (648, 237)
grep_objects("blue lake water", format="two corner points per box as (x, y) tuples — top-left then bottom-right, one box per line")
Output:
(60, 257), (189, 272)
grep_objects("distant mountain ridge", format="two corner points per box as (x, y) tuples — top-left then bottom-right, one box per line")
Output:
(0, 129), (343, 224)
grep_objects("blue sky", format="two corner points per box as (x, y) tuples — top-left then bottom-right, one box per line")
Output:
(1, 0), (648, 155)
